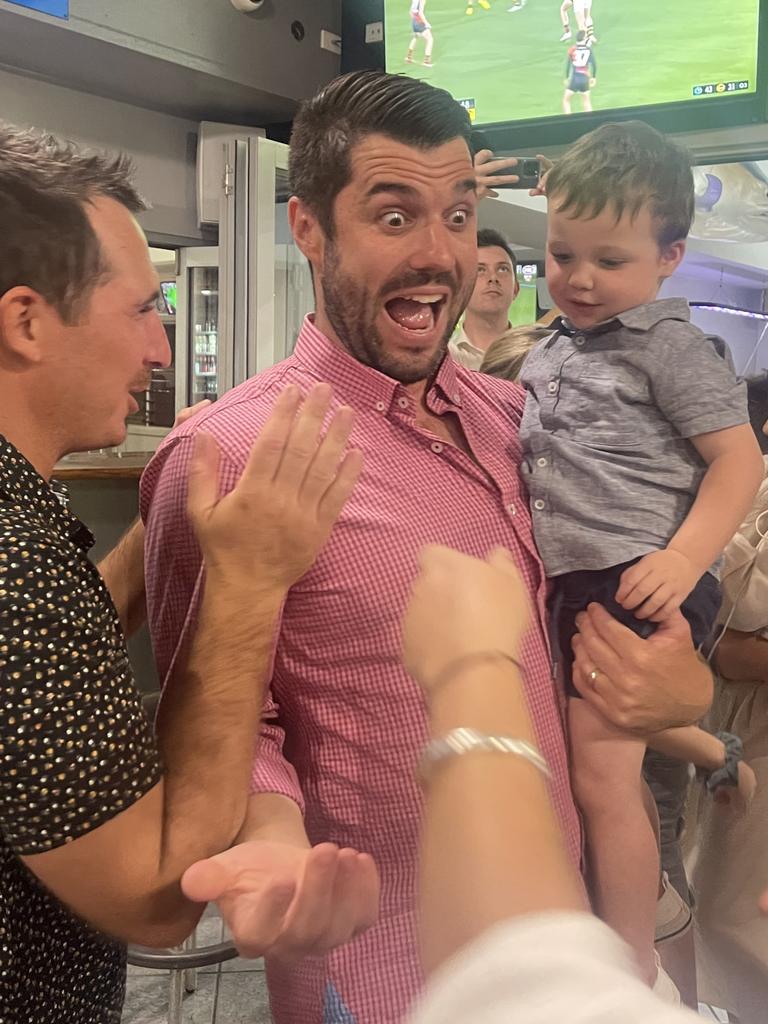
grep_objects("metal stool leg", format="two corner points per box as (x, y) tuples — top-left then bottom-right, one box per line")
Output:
(127, 927), (237, 1024)
(168, 959), (184, 1024)
(183, 930), (198, 994)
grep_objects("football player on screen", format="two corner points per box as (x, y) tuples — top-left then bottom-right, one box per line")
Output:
(466, 0), (492, 15)
(561, 0), (597, 42)
(405, 0), (435, 66)
(563, 29), (597, 112)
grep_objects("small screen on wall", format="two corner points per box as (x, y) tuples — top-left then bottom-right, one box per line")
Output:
(160, 282), (178, 316)
(385, 0), (760, 126)
(511, 263), (537, 327)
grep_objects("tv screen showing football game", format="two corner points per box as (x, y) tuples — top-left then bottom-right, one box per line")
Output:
(384, 0), (762, 125)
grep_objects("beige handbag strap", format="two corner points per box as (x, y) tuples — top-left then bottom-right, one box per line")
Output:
(709, 510), (768, 662)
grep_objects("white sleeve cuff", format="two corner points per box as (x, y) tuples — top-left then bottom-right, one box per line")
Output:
(410, 912), (698, 1024)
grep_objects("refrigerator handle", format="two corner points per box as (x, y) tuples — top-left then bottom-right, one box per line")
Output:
(219, 139), (250, 393)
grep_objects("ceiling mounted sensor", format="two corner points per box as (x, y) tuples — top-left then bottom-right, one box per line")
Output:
(230, 0), (265, 11)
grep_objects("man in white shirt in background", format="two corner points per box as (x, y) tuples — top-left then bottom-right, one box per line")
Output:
(448, 228), (520, 370)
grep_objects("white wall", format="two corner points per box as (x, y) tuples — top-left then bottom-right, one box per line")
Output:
(0, 67), (202, 242)
(0, 0), (341, 125)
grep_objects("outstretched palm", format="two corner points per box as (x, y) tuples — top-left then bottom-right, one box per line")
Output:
(182, 840), (380, 963)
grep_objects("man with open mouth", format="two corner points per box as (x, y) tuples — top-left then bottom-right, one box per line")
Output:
(142, 70), (713, 1024)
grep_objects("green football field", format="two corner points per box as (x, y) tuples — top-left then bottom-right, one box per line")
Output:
(385, 0), (760, 124)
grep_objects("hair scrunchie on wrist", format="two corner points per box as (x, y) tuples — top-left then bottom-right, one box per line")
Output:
(699, 731), (744, 794)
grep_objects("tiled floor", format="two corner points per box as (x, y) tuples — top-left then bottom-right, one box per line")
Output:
(122, 905), (273, 1024)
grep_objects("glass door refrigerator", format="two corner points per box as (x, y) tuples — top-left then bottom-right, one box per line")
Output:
(175, 137), (315, 412)
(176, 247), (228, 413)
(246, 136), (314, 376)
(189, 264), (220, 405)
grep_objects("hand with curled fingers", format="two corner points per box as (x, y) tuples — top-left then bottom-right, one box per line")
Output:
(186, 383), (362, 589)
(571, 604), (713, 734)
(615, 549), (701, 623)
(473, 149), (554, 200)
(529, 154), (554, 197)
(181, 841), (380, 963)
(401, 546), (529, 692)
(473, 149), (519, 199)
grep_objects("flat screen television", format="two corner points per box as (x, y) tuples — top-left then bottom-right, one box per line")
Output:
(382, 0), (767, 149)
(160, 280), (177, 317)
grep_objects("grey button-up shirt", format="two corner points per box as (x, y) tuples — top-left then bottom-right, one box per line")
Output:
(519, 298), (748, 577)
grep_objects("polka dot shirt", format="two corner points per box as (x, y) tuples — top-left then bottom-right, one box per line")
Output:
(0, 436), (162, 1022)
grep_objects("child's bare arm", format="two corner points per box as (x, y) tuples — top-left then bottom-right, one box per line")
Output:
(669, 422), (763, 570)
(616, 423), (763, 621)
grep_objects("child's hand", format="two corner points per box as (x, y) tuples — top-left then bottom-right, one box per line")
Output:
(615, 550), (700, 622)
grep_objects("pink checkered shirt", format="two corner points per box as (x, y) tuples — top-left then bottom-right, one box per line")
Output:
(141, 317), (580, 1024)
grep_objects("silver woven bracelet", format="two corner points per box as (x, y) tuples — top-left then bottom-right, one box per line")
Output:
(418, 726), (550, 786)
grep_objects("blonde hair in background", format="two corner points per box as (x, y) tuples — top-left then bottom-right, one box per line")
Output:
(479, 325), (553, 381)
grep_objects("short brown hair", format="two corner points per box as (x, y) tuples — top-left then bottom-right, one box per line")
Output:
(289, 71), (472, 239)
(0, 123), (145, 323)
(479, 325), (551, 381)
(545, 121), (694, 247)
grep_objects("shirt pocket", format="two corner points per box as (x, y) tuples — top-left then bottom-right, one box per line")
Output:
(555, 365), (655, 446)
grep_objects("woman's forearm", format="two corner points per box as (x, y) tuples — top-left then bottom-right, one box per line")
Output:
(420, 663), (586, 976)
(715, 629), (768, 684)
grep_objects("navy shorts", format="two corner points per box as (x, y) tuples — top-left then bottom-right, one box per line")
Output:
(411, 17), (427, 32)
(567, 74), (591, 93)
(552, 557), (721, 698)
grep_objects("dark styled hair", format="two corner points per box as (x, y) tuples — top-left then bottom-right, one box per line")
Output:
(289, 70), (473, 238)
(477, 228), (517, 272)
(0, 123), (145, 324)
(746, 372), (768, 455)
(545, 121), (694, 247)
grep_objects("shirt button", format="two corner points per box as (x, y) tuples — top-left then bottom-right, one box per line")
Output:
(397, 397), (409, 409)
(574, 336), (585, 346)
(547, 381), (558, 394)
(533, 499), (546, 511)
(536, 457), (548, 468)
(507, 503), (516, 516)
(453, 393), (461, 404)
(431, 442), (444, 454)
(375, 401), (386, 412)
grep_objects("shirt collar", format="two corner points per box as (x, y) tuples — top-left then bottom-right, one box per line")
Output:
(557, 298), (691, 338)
(292, 315), (464, 412)
(453, 326), (482, 356)
(0, 434), (94, 551)
(454, 320), (513, 351)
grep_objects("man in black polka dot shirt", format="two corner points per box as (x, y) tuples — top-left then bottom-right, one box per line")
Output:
(0, 125), (378, 1022)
